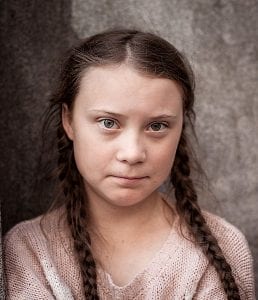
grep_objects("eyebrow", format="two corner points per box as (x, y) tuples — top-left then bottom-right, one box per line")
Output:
(89, 109), (177, 120)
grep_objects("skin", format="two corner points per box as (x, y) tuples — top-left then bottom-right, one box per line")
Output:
(62, 63), (183, 286)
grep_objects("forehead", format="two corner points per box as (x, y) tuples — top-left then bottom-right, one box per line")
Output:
(74, 64), (183, 114)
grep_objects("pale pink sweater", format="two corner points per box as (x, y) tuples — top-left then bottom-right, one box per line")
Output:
(3, 207), (255, 299)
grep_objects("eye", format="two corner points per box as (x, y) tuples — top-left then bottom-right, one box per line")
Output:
(148, 122), (168, 132)
(98, 118), (119, 129)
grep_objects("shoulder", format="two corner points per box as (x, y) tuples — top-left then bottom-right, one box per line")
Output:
(4, 215), (44, 248)
(3, 207), (69, 281)
(4, 207), (66, 251)
(202, 210), (251, 256)
(3, 208), (76, 299)
(201, 210), (255, 298)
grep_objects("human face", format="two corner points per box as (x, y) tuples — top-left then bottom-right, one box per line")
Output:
(62, 64), (183, 209)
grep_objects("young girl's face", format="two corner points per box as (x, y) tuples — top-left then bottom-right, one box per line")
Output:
(63, 64), (183, 208)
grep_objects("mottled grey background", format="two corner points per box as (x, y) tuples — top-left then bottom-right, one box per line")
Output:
(0, 0), (257, 295)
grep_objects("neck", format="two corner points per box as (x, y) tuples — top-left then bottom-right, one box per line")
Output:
(87, 191), (169, 242)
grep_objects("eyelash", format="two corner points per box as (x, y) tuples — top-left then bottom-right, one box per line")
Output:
(149, 122), (168, 131)
(98, 119), (119, 129)
(97, 118), (169, 132)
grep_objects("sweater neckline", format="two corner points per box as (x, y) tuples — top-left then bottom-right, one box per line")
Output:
(55, 202), (182, 297)
(96, 214), (181, 297)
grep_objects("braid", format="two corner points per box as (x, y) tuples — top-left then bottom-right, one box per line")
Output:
(171, 131), (240, 300)
(57, 126), (99, 300)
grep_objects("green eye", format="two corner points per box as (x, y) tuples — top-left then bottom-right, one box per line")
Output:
(149, 122), (167, 131)
(99, 119), (117, 129)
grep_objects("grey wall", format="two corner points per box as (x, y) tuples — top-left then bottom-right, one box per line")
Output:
(1, 0), (257, 295)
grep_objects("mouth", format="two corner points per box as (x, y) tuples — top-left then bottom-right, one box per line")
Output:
(110, 175), (148, 185)
(112, 175), (148, 180)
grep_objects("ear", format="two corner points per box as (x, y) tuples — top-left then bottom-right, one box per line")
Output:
(62, 104), (74, 140)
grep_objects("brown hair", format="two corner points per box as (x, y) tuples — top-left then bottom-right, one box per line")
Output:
(43, 29), (240, 299)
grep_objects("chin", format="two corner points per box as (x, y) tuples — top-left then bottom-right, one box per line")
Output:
(105, 190), (155, 208)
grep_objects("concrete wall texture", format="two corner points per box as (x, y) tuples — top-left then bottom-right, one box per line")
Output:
(0, 0), (257, 295)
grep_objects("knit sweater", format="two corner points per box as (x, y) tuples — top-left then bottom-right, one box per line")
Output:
(3, 207), (255, 300)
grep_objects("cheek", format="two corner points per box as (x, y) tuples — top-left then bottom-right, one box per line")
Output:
(157, 148), (177, 174)
(155, 134), (181, 175)
(72, 133), (111, 176)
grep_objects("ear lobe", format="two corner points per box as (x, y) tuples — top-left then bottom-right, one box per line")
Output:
(62, 104), (74, 140)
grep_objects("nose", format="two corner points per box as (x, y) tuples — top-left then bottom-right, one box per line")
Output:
(116, 131), (146, 165)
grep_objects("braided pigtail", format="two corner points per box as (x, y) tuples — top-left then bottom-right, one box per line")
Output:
(57, 126), (99, 299)
(171, 130), (240, 300)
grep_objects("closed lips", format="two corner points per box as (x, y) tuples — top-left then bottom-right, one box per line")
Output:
(112, 176), (148, 179)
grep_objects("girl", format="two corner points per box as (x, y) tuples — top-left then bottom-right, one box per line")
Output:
(4, 29), (255, 300)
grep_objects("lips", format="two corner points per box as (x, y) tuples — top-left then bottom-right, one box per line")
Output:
(110, 175), (148, 186)
(112, 175), (148, 180)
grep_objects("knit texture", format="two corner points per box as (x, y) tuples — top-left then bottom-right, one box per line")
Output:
(3, 207), (255, 299)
